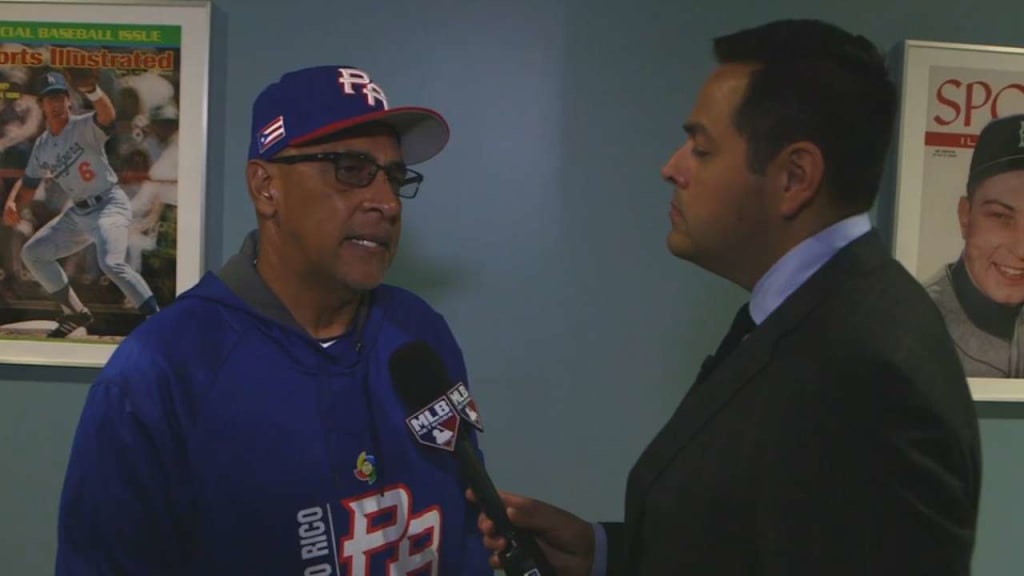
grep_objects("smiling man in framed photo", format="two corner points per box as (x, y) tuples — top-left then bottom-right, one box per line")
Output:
(925, 113), (1024, 378)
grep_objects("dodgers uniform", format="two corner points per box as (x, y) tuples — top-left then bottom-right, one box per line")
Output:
(21, 111), (156, 310)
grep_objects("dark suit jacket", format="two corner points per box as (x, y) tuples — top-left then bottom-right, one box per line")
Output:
(602, 231), (982, 575)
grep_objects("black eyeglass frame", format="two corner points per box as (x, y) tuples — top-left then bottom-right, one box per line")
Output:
(265, 151), (424, 199)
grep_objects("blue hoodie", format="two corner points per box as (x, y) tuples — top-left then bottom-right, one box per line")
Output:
(56, 231), (492, 575)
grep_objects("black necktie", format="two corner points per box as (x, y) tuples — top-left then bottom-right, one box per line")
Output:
(695, 303), (755, 385)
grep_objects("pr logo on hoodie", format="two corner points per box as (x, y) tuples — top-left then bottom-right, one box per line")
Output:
(295, 486), (442, 575)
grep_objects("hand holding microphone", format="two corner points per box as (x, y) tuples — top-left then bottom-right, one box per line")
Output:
(470, 488), (597, 576)
(388, 341), (558, 576)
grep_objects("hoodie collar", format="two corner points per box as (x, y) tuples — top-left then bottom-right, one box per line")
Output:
(215, 229), (306, 332)
(213, 229), (380, 367)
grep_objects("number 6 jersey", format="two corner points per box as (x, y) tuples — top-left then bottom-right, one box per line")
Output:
(25, 112), (118, 200)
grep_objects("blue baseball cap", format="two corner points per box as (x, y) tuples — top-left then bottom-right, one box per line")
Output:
(39, 71), (69, 96)
(248, 65), (449, 165)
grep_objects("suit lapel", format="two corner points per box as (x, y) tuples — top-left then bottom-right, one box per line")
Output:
(623, 313), (777, 543)
(623, 231), (890, 556)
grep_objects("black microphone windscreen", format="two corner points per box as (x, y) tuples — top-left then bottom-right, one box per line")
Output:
(388, 340), (452, 412)
(387, 340), (556, 575)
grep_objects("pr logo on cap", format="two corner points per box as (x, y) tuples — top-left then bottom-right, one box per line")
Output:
(337, 68), (388, 109)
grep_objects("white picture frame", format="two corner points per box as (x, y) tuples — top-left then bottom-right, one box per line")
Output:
(0, 0), (210, 367)
(887, 39), (1024, 401)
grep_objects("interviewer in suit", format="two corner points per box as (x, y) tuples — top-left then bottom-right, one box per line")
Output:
(473, 18), (982, 576)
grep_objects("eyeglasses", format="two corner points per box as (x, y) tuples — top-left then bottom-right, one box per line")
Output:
(265, 151), (424, 199)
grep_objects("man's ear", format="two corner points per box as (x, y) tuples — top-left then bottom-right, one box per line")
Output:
(775, 141), (825, 219)
(247, 160), (277, 218)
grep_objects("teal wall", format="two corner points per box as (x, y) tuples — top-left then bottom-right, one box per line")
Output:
(2, 0), (1022, 573)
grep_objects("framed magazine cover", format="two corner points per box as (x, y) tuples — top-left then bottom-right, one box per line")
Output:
(0, 0), (210, 367)
(887, 40), (1024, 401)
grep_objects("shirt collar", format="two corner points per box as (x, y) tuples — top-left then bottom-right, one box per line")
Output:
(749, 212), (872, 325)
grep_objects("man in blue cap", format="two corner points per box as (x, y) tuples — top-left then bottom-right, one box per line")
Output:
(56, 65), (492, 575)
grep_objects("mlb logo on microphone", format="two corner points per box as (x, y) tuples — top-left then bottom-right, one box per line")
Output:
(447, 382), (484, 432)
(406, 398), (462, 452)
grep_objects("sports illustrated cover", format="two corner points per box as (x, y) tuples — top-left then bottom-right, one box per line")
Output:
(890, 40), (1024, 396)
(0, 20), (182, 345)
(914, 66), (1024, 280)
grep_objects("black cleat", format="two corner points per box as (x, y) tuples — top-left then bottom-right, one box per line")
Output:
(47, 310), (94, 338)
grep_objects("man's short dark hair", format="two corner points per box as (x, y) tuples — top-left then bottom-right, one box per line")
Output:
(713, 19), (897, 212)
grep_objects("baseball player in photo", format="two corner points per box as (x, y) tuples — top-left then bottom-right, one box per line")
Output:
(2, 69), (160, 338)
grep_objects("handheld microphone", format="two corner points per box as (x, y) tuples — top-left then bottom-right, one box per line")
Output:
(388, 340), (556, 576)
